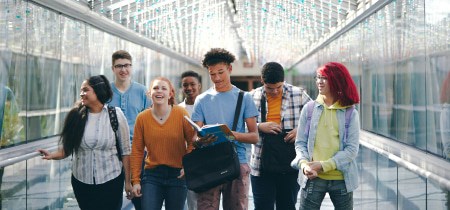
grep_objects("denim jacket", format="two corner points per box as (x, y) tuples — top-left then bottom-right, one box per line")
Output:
(291, 101), (360, 192)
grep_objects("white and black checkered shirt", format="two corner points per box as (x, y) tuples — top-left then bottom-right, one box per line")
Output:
(249, 82), (311, 176)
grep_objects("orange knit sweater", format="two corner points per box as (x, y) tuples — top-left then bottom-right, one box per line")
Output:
(131, 105), (194, 184)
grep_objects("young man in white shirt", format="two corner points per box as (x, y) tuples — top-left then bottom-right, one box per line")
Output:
(178, 70), (201, 210)
(179, 70), (201, 116)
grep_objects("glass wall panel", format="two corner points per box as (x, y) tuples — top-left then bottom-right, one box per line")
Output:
(85, 26), (104, 76)
(291, 0), (449, 158)
(26, 156), (73, 209)
(60, 16), (86, 130)
(128, 43), (147, 85)
(0, 0), (204, 153)
(393, 0), (426, 149)
(0, 0), (26, 148)
(0, 0), (207, 208)
(377, 154), (397, 209)
(288, 0), (450, 208)
(427, 179), (450, 209)
(359, 146), (377, 209)
(425, 0), (450, 160)
(353, 146), (363, 208)
(26, 4), (61, 140)
(398, 167), (426, 209)
(0, 162), (27, 209)
(0, 154), (74, 209)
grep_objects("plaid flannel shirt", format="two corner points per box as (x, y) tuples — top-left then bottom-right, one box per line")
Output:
(249, 82), (311, 176)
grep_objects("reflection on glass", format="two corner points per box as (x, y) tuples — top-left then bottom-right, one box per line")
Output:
(398, 167), (426, 209)
(0, 83), (21, 148)
(60, 16), (86, 131)
(440, 71), (450, 160)
(359, 146), (377, 209)
(377, 154), (397, 209)
(26, 156), (74, 209)
(26, 4), (61, 140)
(0, 163), (27, 209)
(291, 0), (449, 156)
(427, 179), (450, 209)
(0, 0), (26, 148)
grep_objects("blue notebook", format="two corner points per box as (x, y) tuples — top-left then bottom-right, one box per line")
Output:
(183, 116), (236, 144)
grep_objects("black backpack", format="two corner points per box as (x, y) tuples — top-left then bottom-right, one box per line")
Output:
(107, 105), (122, 161)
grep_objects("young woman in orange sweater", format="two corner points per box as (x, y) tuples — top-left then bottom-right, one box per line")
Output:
(130, 77), (194, 210)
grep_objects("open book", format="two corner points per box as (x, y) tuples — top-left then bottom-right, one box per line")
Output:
(184, 116), (236, 144)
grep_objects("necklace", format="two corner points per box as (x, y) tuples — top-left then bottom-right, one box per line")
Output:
(154, 110), (169, 121)
(152, 105), (172, 121)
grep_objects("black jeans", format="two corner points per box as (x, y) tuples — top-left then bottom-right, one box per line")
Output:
(251, 171), (299, 210)
(71, 172), (124, 210)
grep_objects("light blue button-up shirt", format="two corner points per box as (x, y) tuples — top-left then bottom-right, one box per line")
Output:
(110, 81), (150, 143)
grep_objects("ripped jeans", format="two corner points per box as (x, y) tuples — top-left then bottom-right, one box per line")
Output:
(299, 178), (353, 210)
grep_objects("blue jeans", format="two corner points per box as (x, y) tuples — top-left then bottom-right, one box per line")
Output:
(299, 178), (353, 210)
(132, 151), (147, 210)
(251, 171), (299, 210)
(141, 165), (187, 210)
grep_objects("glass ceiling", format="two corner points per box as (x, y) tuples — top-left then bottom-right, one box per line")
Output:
(71, 0), (364, 67)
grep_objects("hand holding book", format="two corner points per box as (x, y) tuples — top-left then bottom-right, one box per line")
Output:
(184, 116), (236, 146)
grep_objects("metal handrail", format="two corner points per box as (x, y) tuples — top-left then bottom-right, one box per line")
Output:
(0, 146), (59, 168)
(0, 137), (60, 168)
(360, 130), (450, 190)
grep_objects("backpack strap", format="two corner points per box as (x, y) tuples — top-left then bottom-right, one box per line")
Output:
(303, 101), (355, 143)
(304, 101), (315, 136)
(260, 94), (266, 123)
(232, 90), (245, 132)
(107, 105), (122, 161)
(343, 106), (355, 143)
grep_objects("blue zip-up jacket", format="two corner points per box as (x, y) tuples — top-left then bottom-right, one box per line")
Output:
(291, 101), (360, 192)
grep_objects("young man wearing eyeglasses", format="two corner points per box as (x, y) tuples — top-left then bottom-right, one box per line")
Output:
(109, 50), (151, 210)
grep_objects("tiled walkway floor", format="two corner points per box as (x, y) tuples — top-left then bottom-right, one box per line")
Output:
(123, 144), (335, 210)
(123, 186), (335, 210)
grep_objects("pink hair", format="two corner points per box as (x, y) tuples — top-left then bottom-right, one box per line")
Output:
(317, 62), (360, 106)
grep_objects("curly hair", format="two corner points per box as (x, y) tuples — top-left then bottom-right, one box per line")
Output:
(261, 62), (284, 84)
(181, 70), (200, 81)
(202, 48), (236, 68)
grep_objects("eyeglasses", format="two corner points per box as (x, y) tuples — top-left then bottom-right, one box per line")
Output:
(114, 63), (132, 70)
(314, 76), (328, 82)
